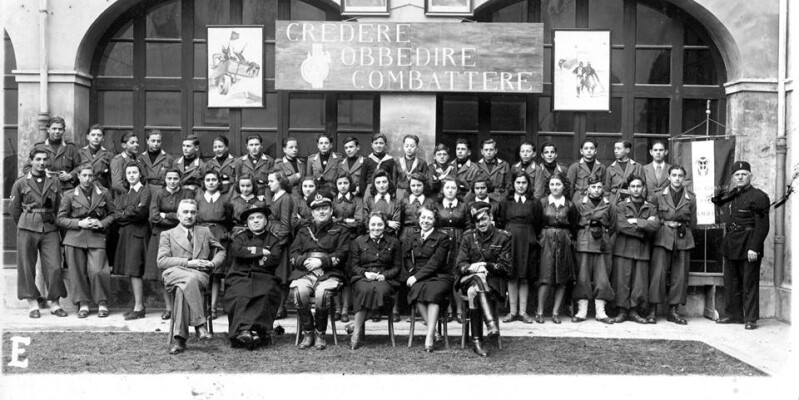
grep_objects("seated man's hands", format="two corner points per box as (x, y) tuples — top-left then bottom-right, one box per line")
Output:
(303, 258), (323, 271)
(406, 276), (417, 287)
(468, 262), (487, 274)
(187, 259), (214, 271)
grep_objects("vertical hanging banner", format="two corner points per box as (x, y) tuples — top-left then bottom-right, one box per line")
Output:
(670, 136), (735, 226)
(275, 21), (544, 93)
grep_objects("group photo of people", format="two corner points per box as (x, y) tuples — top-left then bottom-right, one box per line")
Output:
(10, 116), (771, 357)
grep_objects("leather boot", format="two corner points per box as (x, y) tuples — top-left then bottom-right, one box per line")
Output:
(469, 309), (488, 357)
(628, 309), (648, 324)
(314, 330), (327, 350)
(314, 307), (329, 336)
(646, 305), (657, 324)
(612, 308), (627, 324)
(476, 291), (499, 337)
(297, 306), (316, 349)
(299, 331), (315, 349)
(667, 305), (687, 325)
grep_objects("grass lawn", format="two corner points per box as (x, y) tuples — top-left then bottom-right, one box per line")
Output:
(2, 331), (765, 376)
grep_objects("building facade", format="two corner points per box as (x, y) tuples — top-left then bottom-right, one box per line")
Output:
(2, 0), (795, 321)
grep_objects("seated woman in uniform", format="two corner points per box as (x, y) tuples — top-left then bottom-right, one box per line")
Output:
(403, 206), (452, 352)
(348, 211), (402, 349)
(224, 205), (283, 350)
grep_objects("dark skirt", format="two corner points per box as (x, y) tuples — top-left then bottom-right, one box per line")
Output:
(539, 227), (577, 285)
(352, 280), (397, 313)
(113, 224), (148, 277)
(506, 222), (538, 280)
(145, 227), (167, 281)
(223, 272), (282, 339)
(407, 277), (452, 305)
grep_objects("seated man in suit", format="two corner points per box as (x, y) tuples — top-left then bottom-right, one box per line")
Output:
(157, 199), (226, 355)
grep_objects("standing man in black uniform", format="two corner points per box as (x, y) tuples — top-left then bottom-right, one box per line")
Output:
(23, 116), (80, 191)
(714, 161), (770, 330)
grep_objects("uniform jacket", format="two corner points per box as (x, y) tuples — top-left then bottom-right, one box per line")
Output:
(427, 161), (455, 193)
(138, 149), (175, 187)
(349, 234), (402, 286)
(114, 184), (151, 229)
(606, 159), (644, 204)
(24, 139), (80, 190)
(306, 152), (341, 189)
(403, 229), (452, 282)
(9, 173), (61, 233)
(719, 185), (770, 259)
(642, 162), (671, 203)
(575, 195), (616, 253)
(78, 145), (113, 190)
(454, 226), (511, 299)
(448, 158), (480, 194)
(57, 184), (116, 248)
(333, 192), (364, 234)
(110, 152), (139, 195)
(399, 194), (436, 231)
(533, 162), (568, 199)
(396, 156), (430, 190)
(567, 158), (609, 202)
(274, 156), (305, 193)
(475, 158), (510, 196)
(157, 224), (227, 269)
(289, 219), (350, 281)
(236, 153), (275, 188)
(464, 193), (502, 220)
(652, 187), (696, 251)
(363, 193), (401, 235)
(339, 156), (364, 195)
(612, 198), (660, 260)
(174, 156), (206, 191)
(360, 153), (397, 198)
(203, 154), (239, 193)
(149, 187), (195, 230)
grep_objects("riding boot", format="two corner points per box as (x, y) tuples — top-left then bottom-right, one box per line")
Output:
(476, 291), (499, 337)
(469, 309), (488, 357)
(298, 306), (316, 349)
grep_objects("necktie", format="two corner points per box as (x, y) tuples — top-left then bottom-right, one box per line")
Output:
(187, 230), (193, 247)
(656, 165), (663, 180)
(412, 197), (420, 206)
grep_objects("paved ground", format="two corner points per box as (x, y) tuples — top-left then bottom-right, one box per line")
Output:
(1, 306), (792, 377)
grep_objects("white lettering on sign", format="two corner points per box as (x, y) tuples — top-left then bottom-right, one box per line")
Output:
(8, 336), (31, 368)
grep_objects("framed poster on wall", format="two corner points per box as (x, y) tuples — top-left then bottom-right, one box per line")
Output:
(552, 29), (611, 111)
(341, 0), (390, 16)
(425, 0), (473, 16)
(207, 25), (264, 108)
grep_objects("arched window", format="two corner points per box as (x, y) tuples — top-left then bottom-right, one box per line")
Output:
(91, 0), (379, 158)
(438, 0), (726, 166)
(4, 30), (18, 198)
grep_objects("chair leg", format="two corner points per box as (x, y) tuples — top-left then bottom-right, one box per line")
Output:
(494, 301), (501, 350)
(388, 310), (396, 347)
(167, 289), (176, 345)
(328, 292), (338, 346)
(460, 310), (469, 349)
(205, 294), (214, 334)
(292, 288), (301, 346)
(407, 305), (416, 348)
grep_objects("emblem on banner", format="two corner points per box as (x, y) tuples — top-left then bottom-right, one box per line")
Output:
(695, 157), (710, 176)
(301, 43), (331, 89)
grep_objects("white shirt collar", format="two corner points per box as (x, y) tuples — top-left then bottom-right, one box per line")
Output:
(421, 228), (433, 241)
(409, 194), (425, 204)
(548, 195), (566, 207)
(514, 194), (526, 203)
(443, 198), (458, 208)
(129, 182), (143, 193)
(376, 193), (391, 202)
(338, 192), (352, 201)
(204, 191), (220, 203)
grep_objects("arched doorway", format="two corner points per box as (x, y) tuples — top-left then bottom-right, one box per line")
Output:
(90, 0), (379, 159)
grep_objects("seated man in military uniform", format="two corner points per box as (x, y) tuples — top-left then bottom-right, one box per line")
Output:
(289, 193), (351, 350)
(454, 201), (511, 357)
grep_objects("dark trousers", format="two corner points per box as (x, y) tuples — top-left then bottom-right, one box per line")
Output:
(611, 256), (649, 309)
(649, 247), (689, 305)
(16, 230), (66, 301)
(723, 258), (761, 322)
(65, 246), (110, 305)
(573, 252), (614, 301)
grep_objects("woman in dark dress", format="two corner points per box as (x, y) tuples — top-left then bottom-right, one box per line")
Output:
(147, 168), (195, 319)
(435, 177), (472, 323)
(266, 169), (295, 319)
(403, 206), (452, 352)
(195, 170), (233, 318)
(113, 161), (151, 319)
(204, 135), (239, 194)
(331, 173), (364, 322)
(497, 171), (543, 323)
(349, 212), (402, 349)
(229, 174), (267, 237)
(224, 205), (284, 350)
(535, 174), (578, 324)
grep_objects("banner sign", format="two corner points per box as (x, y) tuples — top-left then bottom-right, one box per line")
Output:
(275, 21), (544, 93)
(670, 136), (736, 226)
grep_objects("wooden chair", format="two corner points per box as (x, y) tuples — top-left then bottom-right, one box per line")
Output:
(350, 306), (397, 347)
(292, 286), (341, 346)
(166, 287), (213, 345)
(459, 294), (501, 350)
(407, 301), (449, 349)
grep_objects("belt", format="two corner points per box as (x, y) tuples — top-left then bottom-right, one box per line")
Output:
(305, 251), (330, 259)
(26, 208), (54, 213)
(727, 224), (754, 232)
